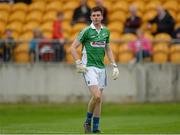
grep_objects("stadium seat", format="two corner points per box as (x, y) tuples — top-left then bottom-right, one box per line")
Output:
(113, 1), (128, 13)
(14, 43), (30, 63)
(26, 11), (43, 23)
(176, 13), (180, 23)
(46, 1), (62, 12)
(18, 32), (33, 41)
(63, 10), (73, 22)
(0, 11), (9, 23)
(42, 11), (57, 22)
(145, 1), (161, 11)
(6, 21), (22, 34)
(11, 3), (28, 12)
(120, 33), (137, 43)
(0, 21), (6, 36)
(88, 0), (96, 8)
(154, 33), (171, 43)
(9, 11), (26, 23)
(109, 11), (126, 23)
(110, 43), (119, 58)
(131, 1), (145, 12)
(163, 1), (178, 12)
(108, 22), (124, 34)
(22, 21), (39, 33)
(43, 31), (52, 38)
(142, 10), (157, 22)
(28, 1), (46, 12)
(40, 22), (53, 33)
(152, 44), (169, 64)
(110, 32), (121, 41)
(63, 1), (79, 12)
(118, 43), (134, 64)
(66, 53), (74, 64)
(104, 54), (110, 64)
(170, 44), (180, 64)
(71, 23), (87, 35)
(0, 3), (11, 12)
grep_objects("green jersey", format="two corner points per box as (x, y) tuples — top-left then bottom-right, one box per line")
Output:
(77, 23), (110, 69)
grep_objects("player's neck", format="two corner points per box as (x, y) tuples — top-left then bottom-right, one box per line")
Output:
(94, 23), (101, 30)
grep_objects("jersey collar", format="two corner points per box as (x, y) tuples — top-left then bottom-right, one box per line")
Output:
(90, 23), (103, 33)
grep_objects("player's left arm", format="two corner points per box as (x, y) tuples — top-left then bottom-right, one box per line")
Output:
(105, 43), (119, 80)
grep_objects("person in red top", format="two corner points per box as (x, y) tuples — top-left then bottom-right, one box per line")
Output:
(129, 29), (152, 63)
(52, 11), (65, 62)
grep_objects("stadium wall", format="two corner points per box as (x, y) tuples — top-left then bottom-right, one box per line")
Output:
(0, 63), (179, 103)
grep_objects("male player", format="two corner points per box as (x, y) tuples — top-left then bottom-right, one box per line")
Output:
(71, 6), (119, 133)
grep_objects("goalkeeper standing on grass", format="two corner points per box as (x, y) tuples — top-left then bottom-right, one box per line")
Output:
(71, 6), (119, 134)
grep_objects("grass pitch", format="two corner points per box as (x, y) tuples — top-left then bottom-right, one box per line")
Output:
(0, 103), (180, 134)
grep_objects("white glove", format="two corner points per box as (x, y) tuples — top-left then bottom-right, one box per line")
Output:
(75, 59), (88, 73)
(111, 63), (119, 80)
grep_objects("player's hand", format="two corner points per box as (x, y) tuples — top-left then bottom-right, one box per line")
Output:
(75, 59), (88, 73)
(111, 63), (119, 80)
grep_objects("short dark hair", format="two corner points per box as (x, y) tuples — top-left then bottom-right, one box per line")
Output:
(91, 6), (103, 15)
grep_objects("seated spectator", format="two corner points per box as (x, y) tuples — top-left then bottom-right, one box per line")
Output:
(52, 12), (66, 62)
(124, 5), (142, 34)
(0, 29), (16, 62)
(29, 29), (54, 63)
(71, 0), (91, 25)
(95, 0), (108, 25)
(129, 29), (152, 63)
(147, 6), (175, 37)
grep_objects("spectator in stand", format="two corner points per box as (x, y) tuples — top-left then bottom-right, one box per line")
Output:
(147, 6), (175, 37)
(0, 29), (16, 62)
(29, 29), (44, 63)
(129, 29), (152, 63)
(29, 29), (54, 63)
(71, 0), (91, 25)
(124, 5), (142, 34)
(52, 12), (66, 62)
(95, 0), (108, 25)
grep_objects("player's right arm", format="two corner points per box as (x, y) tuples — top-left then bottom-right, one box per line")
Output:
(71, 39), (88, 73)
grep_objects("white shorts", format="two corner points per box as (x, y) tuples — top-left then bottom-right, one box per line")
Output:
(83, 66), (107, 89)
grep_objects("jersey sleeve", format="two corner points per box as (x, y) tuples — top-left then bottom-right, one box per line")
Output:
(77, 27), (89, 43)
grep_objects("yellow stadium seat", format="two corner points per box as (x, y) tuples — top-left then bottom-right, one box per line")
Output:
(9, 11), (26, 23)
(110, 32), (121, 41)
(71, 23), (87, 35)
(0, 3), (10, 12)
(108, 22), (123, 33)
(63, 1), (79, 12)
(118, 43), (134, 64)
(176, 13), (180, 23)
(64, 10), (73, 22)
(46, 1), (62, 12)
(0, 22), (6, 36)
(66, 53), (74, 64)
(110, 43), (119, 58)
(144, 32), (154, 41)
(170, 44), (180, 64)
(14, 43), (30, 63)
(103, 1), (112, 11)
(109, 11), (126, 23)
(163, 1), (178, 12)
(11, 2), (28, 12)
(40, 21), (53, 33)
(120, 33), (137, 43)
(131, 1), (145, 12)
(104, 54), (110, 64)
(0, 11), (9, 23)
(6, 21), (22, 33)
(28, 1), (46, 12)
(19, 32), (33, 41)
(142, 10), (157, 22)
(26, 11), (43, 23)
(88, 0), (96, 8)
(42, 11), (56, 22)
(154, 33), (171, 43)
(145, 1), (161, 11)
(22, 22), (39, 33)
(152, 44), (169, 64)
(43, 31), (52, 38)
(113, 1), (128, 12)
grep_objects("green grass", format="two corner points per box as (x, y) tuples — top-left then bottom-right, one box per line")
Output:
(0, 103), (180, 134)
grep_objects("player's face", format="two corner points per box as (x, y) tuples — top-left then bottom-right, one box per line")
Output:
(90, 11), (103, 25)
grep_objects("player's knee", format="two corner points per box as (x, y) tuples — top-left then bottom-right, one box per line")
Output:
(93, 95), (101, 103)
